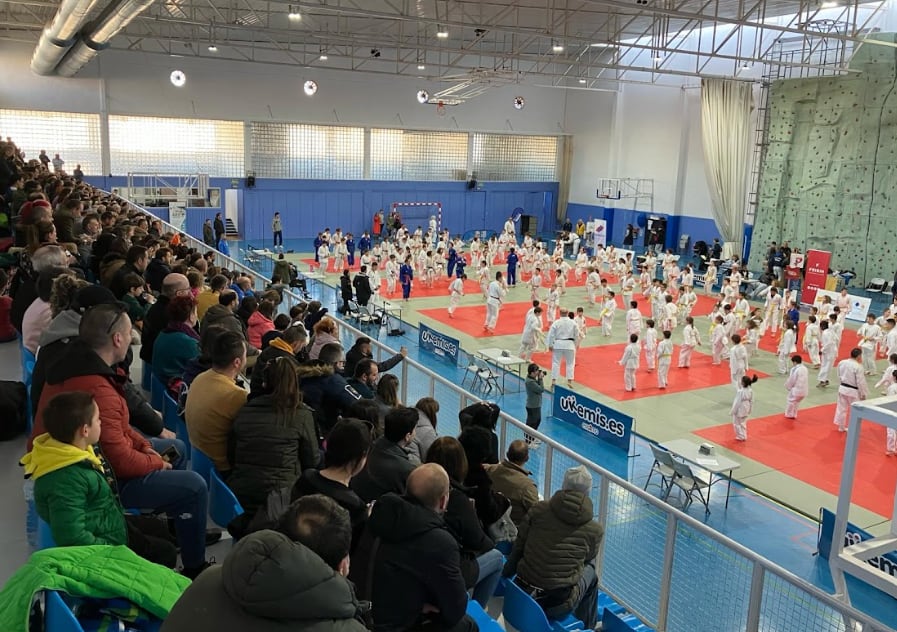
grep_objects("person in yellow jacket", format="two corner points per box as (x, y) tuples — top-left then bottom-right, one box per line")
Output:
(21, 391), (176, 567)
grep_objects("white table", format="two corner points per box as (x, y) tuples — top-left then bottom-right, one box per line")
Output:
(476, 347), (528, 393)
(370, 298), (404, 329)
(660, 439), (741, 509)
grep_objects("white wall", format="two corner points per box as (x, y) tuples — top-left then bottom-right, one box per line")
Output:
(0, 41), (569, 135)
(0, 38), (716, 219)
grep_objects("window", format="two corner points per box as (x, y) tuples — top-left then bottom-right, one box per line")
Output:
(0, 109), (102, 175)
(250, 123), (364, 179)
(109, 115), (244, 177)
(370, 129), (468, 180)
(471, 133), (559, 181)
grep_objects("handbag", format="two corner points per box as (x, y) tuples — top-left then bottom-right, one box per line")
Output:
(486, 492), (517, 542)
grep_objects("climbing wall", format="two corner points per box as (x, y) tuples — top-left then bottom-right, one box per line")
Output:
(750, 34), (897, 285)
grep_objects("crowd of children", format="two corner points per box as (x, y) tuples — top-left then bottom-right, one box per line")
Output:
(307, 218), (897, 450)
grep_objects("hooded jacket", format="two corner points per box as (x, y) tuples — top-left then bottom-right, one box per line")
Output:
(33, 339), (162, 480)
(247, 310), (274, 349)
(22, 435), (127, 547)
(367, 493), (469, 631)
(350, 436), (415, 503)
(503, 489), (604, 615)
(248, 336), (298, 397)
(31, 310), (163, 437)
(161, 530), (367, 632)
(298, 361), (361, 435)
(226, 395), (320, 517)
(406, 409), (438, 465)
(485, 460), (539, 525)
(201, 303), (246, 339)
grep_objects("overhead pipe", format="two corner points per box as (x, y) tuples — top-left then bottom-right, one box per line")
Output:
(55, 0), (158, 77)
(30, 0), (109, 75)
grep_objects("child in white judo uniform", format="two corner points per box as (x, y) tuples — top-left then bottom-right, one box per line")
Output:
(657, 330), (673, 389)
(777, 320), (797, 375)
(729, 333), (749, 387)
(678, 316), (701, 368)
(784, 354), (809, 419)
(600, 292), (617, 337)
(619, 333), (640, 392)
(643, 319), (658, 371)
(731, 374), (758, 441)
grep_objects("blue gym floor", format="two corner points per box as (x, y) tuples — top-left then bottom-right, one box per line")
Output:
(232, 237), (897, 629)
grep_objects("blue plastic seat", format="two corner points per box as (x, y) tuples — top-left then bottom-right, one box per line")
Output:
(190, 446), (213, 486)
(162, 392), (180, 433)
(37, 516), (56, 550)
(209, 468), (243, 530)
(466, 600), (503, 631)
(501, 578), (584, 632)
(174, 415), (192, 462)
(22, 347), (37, 433)
(44, 591), (83, 632)
(602, 607), (655, 632)
(149, 373), (164, 411)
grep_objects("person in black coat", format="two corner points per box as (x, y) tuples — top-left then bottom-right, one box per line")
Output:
(213, 213), (225, 244)
(366, 465), (478, 632)
(298, 343), (361, 436)
(350, 406), (418, 503)
(339, 270), (353, 314)
(343, 336), (406, 380)
(426, 437), (503, 608)
(248, 324), (307, 398)
(458, 402), (500, 464)
(352, 267), (373, 306)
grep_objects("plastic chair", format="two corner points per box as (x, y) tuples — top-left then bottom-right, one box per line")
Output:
(162, 392), (180, 433)
(466, 600), (503, 631)
(22, 347), (36, 384)
(670, 461), (711, 513)
(209, 468), (244, 530)
(44, 591), (83, 632)
(601, 606), (653, 632)
(644, 445), (678, 499)
(461, 357), (482, 390)
(149, 373), (164, 411)
(38, 516), (56, 550)
(174, 415), (192, 462)
(867, 278), (887, 293)
(501, 578), (584, 632)
(190, 446), (213, 486)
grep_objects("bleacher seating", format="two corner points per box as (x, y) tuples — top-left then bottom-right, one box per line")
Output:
(209, 468), (243, 531)
(501, 577), (584, 632)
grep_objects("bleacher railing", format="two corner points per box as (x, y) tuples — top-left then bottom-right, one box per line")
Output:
(122, 196), (893, 632)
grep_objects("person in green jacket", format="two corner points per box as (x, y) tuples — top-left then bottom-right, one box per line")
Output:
(21, 391), (176, 568)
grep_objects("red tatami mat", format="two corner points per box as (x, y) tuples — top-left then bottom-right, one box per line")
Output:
(757, 327), (859, 362)
(694, 404), (897, 517)
(530, 343), (769, 401)
(381, 278), (483, 299)
(419, 301), (600, 337)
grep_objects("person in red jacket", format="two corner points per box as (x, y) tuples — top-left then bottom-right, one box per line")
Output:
(34, 303), (211, 578)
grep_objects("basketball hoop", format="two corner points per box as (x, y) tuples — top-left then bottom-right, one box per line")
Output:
(436, 101), (446, 117)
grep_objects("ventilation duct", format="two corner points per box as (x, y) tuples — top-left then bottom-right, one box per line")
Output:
(55, 0), (157, 77)
(30, 0), (108, 75)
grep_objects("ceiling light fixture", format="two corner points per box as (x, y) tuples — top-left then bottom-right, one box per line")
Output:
(653, 53), (664, 62)
(741, 61), (752, 69)
(416, 89), (430, 104)
(169, 69), (186, 87)
(288, 6), (301, 21)
(319, 47), (328, 61)
(578, 78), (587, 84)
(303, 80), (317, 96)
(552, 40), (564, 53)
(513, 96), (525, 110)
(207, 44), (217, 52)
(821, 0), (839, 6)
(417, 64), (426, 70)
(436, 26), (449, 38)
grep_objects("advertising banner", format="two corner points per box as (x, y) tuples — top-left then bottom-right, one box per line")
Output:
(418, 322), (460, 365)
(817, 508), (897, 580)
(591, 219), (607, 247)
(814, 289), (872, 322)
(168, 203), (186, 233)
(802, 249), (831, 305)
(551, 385), (632, 452)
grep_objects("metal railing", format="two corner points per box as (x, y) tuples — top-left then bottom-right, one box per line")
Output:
(117, 194), (893, 632)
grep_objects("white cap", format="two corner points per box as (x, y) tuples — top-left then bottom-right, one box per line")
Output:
(562, 465), (592, 493)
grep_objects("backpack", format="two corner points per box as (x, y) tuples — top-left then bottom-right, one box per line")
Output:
(0, 380), (27, 441)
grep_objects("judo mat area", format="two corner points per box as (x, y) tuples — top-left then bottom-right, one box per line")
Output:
(530, 344), (770, 401)
(696, 403), (896, 518)
(419, 300), (602, 337)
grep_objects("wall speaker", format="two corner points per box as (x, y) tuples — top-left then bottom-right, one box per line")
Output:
(246, 175), (256, 188)
(466, 179), (477, 190)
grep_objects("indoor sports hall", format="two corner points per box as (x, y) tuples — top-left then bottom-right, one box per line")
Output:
(1, 0), (897, 630)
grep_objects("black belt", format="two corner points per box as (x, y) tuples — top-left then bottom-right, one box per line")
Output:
(840, 383), (858, 390)
(559, 338), (575, 341)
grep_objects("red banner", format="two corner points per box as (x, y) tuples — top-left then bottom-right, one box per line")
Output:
(803, 249), (831, 304)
